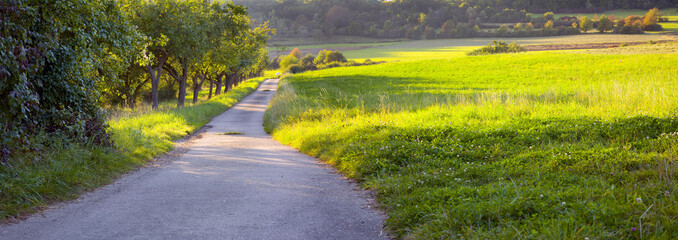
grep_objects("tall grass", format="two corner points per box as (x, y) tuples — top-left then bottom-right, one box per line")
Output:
(264, 51), (678, 239)
(0, 78), (265, 220)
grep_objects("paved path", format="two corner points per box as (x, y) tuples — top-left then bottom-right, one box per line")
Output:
(0, 79), (387, 240)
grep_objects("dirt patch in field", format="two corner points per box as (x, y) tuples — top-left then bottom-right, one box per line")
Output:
(524, 39), (678, 51)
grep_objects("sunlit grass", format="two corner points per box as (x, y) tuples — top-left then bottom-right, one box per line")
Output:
(264, 51), (678, 238)
(661, 22), (678, 32)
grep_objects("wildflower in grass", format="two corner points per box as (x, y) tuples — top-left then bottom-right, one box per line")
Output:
(636, 198), (642, 204)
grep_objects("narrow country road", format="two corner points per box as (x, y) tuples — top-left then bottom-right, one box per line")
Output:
(0, 79), (387, 240)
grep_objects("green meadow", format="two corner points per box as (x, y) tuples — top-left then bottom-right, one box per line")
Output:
(265, 45), (678, 238)
(1, 78), (265, 219)
(339, 34), (674, 61)
(661, 22), (678, 32)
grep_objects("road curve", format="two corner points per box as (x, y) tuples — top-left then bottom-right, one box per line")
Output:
(0, 79), (387, 240)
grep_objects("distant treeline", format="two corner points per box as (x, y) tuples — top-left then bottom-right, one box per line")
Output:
(233, 0), (678, 39)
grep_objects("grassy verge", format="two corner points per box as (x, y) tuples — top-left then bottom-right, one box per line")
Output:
(264, 51), (678, 238)
(0, 77), (266, 220)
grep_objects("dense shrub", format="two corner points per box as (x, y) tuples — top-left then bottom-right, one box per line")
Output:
(279, 55), (299, 69)
(269, 57), (281, 69)
(324, 50), (347, 63)
(314, 50), (329, 65)
(286, 64), (305, 74)
(466, 41), (526, 56)
(300, 54), (315, 67)
(557, 26), (583, 35)
(615, 25), (644, 34)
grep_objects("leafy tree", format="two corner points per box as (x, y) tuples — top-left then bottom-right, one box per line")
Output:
(290, 48), (302, 58)
(597, 14), (614, 33)
(641, 8), (663, 31)
(544, 12), (555, 21)
(579, 16), (593, 33)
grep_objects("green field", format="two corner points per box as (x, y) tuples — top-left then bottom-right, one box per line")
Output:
(265, 46), (678, 238)
(340, 34), (675, 61)
(661, 22), (678, 32)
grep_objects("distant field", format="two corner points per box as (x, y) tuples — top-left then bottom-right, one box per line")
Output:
(342, 34), (676, 61)
(265, 46), (678, 238)
(661, 22), (678, 32)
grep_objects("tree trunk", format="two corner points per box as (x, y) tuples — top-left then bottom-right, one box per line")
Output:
(225, 73), (237, 94)
(147, 55), (166, 110)
(147, 66), (160, 110)
(128, 94), (135, 110)
(215, 72), (225, 96)
(177, 60), (188, 108)
(208, 78), (213, 100)
(192, 73), (205, 105)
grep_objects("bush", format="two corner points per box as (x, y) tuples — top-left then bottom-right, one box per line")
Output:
(466, 41), (526, 56)
(324, 50), (347, 63)
(544, 12), (554, 21)
(279, 55), (299, 69)
(300, 54), (315, 67)
(615, 25), (644, 34)
(269, 57), (281, 69)
(642, 23), (663, 31)
(286, 64), (304, 74)
(314, 50), (330, 65)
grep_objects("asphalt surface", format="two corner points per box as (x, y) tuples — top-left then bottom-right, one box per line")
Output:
(0, 79), (387, 240)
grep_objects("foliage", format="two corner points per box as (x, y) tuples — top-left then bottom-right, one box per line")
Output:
(579, 16), (593, 32)
(597, 14), (614, 32)
(466, 41), (526, 56)
(324, 50), (348, 63)
(279, 55), (300, 70)
(615, 16), (645, 34)
(286, 64), (305, 74)
(641, 8), (665, 31)
(280, 50), (382, 74)
(314, 50), (330, 65)
(0, 0), (143, 161)
(290, 48), (302, 59)
(300, 54), (316, 67)
(264, 51), (678, 239)
(544, 12), (554, 21)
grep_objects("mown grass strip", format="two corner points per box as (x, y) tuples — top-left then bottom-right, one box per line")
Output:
(0, 78), (266, 220)
(264, 51), (678, 239)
